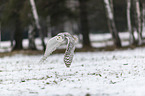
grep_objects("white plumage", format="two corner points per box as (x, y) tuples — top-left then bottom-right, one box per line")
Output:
(39, 32), (77, 67)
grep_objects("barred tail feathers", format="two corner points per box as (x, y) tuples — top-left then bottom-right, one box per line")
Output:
(64, 37), (75, 67)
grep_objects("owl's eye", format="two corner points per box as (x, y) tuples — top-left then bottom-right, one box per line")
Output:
(57, 36), (61, 40)
(56, 36), (63, 42)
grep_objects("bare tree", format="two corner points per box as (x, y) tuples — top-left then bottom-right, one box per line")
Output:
(29, 0), (46, 50)
(28, 25), (36, 50)
(13, 20), (23, 50)
(140, 0), (145, 38)
(0, 22), (1, 48)
(134, 0), (142, 45)
(127, 0), (136, 45)
(78, 0), (91, 48)
(46, 16), (52, 38)
(104, 0), (121, 47)
(6, 0), (25, 50)
(10, 29), (14, 48)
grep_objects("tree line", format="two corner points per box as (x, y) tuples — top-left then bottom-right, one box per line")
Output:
(0, 0), (145, 51)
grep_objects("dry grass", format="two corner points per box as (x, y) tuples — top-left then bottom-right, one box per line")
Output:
(1, 43), (145, 57)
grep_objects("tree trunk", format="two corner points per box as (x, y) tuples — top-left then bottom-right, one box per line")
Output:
(140, 2), (145, 38)
(134, 0), (142, 45)
(29, 0), (46, 51)
(78, 0), (91, 48)
(0, 22), (1, 48)
(127, 0), (136, 45)
(28, 25), (36, 50)
(13, 19), (23, 50)
(104, 0), (121, 47)
(10, 30), (14, 48)
(46, 16), (52, 38)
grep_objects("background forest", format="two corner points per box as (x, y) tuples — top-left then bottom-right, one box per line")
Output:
(0, 0), (145, 51)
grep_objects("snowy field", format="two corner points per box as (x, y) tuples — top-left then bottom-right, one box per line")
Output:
(1, 47), (145, 96)
(1, 32), (145, 96)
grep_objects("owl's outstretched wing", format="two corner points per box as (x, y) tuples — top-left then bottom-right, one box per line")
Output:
(39, 36), (64, 64)
(64, 35), (75, 67)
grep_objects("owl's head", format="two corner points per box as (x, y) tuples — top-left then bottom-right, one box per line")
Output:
(56, 32), (68, 42)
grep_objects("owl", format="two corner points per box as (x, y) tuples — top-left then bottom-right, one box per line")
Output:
(39, 32), (77, 67)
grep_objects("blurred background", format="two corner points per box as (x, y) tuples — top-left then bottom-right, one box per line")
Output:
(0, 0), (145, 52)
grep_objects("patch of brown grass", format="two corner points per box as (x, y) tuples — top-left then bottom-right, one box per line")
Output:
(1, 44), (145, 57)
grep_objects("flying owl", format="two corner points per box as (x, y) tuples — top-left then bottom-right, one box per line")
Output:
(39, 32), (77, 67)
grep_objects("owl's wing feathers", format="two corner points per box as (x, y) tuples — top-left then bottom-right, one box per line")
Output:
(64, 35), (75, 67)
(39, 36), (63, 64)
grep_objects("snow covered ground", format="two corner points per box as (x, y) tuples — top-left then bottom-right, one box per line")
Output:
(1, 32), (145, 96)
(0, 47), (145, 96)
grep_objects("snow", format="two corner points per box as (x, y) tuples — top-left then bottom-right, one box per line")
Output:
(0, 47), (145, 96)
(1, 32), (145, 96)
